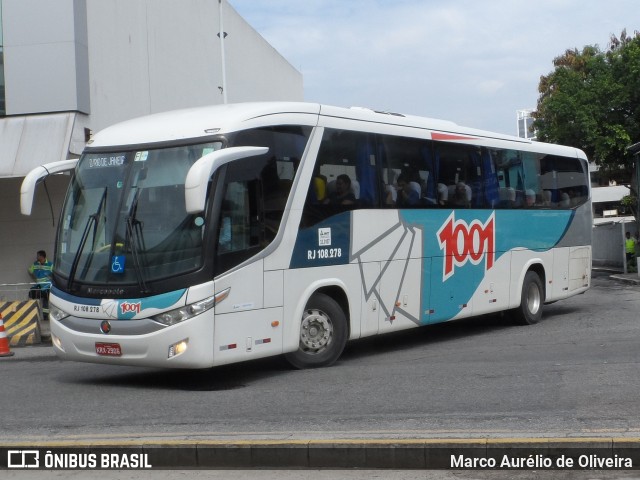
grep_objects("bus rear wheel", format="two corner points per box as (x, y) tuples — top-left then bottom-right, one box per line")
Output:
(512, 270), (544, 325)
(285, 293), (348, 369)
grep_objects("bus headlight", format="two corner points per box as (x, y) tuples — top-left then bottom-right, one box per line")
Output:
(49, 304), (70, 322)
(151, 294), (217, 326)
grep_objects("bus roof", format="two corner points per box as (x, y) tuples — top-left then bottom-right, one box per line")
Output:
(86, 102), (586, 159)
(87, 102), (321, 148)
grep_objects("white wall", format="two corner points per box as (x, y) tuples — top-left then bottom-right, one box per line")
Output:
(2, 0), (89, 115)
(85, 0), (303, 132)
(222, 3), (304, 104)
(2, 0), (303, 126)
(592, 223), (623, 269)
(592, 221), (639, 270)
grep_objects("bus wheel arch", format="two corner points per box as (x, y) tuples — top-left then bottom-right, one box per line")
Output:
(284, 287), (350, 369)
(512, 266), (545, 325)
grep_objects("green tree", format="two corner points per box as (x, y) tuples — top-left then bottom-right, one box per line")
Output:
(533, 30), (640, 184)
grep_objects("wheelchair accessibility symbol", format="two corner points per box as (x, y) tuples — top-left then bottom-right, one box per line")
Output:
(111, 255), (125, 274)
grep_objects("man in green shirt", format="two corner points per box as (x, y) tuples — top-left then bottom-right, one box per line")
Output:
(28, 250), (53, 317)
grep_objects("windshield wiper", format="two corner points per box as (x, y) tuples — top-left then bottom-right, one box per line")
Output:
(125, 188), (150, 294)
(67, 188), (107, 291)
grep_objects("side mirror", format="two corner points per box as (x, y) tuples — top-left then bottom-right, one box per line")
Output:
(21, 159), (79, 215)
(184, 146), (268, 214)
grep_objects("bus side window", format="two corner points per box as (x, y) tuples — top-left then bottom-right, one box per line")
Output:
(480, 148), (500, 208)
(380, 135), (433, 208)
(433, 141), (479, 207)
(301, 128), (380, 227)
(493, 149), (524, 208)
(551, 155), (589, 209)
(538, 154), (588, 209)
(213, 156), (273, 274)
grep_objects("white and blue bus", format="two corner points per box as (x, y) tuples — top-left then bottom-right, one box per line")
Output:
(21, 102), (591, 369)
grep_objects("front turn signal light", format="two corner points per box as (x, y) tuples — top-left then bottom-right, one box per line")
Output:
(168, 338), (188, 358)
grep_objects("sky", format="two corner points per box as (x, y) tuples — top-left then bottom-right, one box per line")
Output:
(227, 0), (637, 136)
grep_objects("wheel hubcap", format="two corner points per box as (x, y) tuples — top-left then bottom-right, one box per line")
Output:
(526, 283), (541, 315)
(300, 308), (333, 354)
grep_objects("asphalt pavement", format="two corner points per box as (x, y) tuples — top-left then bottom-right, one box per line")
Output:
(3, 269), (640, 472)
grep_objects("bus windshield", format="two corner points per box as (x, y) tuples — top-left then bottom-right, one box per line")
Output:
(56, 142), (221, 291)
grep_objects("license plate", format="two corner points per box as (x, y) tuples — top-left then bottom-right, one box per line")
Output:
(95, 342), (122, 356)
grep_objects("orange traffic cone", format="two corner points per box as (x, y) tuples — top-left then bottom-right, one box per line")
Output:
(0, 313), (15, 357)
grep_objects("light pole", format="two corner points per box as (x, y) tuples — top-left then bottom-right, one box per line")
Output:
(627, 142), (640, 222)
(626, 142), (640, 276)
(218, 0), (228, 104)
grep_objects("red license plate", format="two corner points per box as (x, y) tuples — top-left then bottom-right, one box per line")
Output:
(95, 342), (122, 356)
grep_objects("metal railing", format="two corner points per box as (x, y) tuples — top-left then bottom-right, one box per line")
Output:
(0, 283), (42, 302)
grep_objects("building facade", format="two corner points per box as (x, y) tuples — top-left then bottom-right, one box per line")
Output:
(516, 109), (536, 140)
(0, 0), (303, 290)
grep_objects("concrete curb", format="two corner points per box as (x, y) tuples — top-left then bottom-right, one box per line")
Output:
(609, 274), (640, 285)
(2, 438), (640, 469)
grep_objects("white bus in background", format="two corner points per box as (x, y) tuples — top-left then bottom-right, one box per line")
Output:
(21, 102), (592, 369)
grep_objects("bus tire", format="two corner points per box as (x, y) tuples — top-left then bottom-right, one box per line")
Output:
(285, 292), (348, 369)
(512, 270), (544, 325)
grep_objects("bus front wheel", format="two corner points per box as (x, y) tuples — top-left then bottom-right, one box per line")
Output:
(285, 293), (348, 369)
(512, 271), (544, 325)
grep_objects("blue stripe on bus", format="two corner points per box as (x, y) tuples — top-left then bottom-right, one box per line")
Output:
(400, 209), (574, 255)
(51, 285), (187, 320)
(402, 209), (574, 323)
(113, 289), (187, 320)
(291, 209), (575, 324)
(51, 286), (102, 306)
